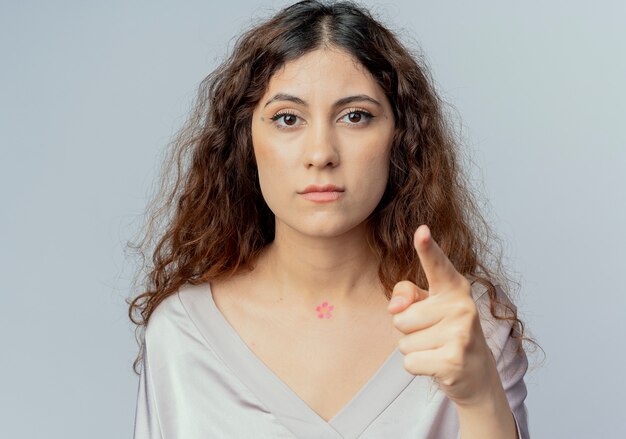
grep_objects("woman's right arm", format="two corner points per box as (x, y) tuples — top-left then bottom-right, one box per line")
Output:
(133, 348), (164, 439)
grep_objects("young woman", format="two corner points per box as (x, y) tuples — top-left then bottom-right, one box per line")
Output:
(128, 1), (535, 438)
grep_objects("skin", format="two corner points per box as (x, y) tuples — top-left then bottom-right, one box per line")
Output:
(250, 47), (395, 312)
(388, 225), (519, 438)
(250, 47), (518, 437)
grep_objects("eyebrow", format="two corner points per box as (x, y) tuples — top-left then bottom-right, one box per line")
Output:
(263, 93), (382, 109)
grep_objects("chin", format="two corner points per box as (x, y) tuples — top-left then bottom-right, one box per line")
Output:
(298, 218), (368, 238)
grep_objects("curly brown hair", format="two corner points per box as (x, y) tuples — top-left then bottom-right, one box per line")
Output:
(126, 0), (540, 375)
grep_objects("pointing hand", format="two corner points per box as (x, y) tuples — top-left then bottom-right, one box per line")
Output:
(387, 225), (498, 406)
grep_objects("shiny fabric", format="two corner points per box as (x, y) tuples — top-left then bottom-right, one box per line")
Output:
(133, 281), (530, 439)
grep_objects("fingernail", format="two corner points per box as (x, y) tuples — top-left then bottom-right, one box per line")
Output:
(389, 297), (407, 307)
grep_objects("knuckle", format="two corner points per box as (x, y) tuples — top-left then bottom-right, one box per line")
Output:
(452, 326), (470, 344)
(403, 353), (417, 374)
(398, 337), (410, 354)
(443, 346), (456, 364)
(454, 298), (476, 317)
(392, 313), (404, 327)
(444, 344), (464, 368)
(441, 375), (459, 387)
(393, 280), (416, 293)
(459, 274), (471, 287)
(461, 276), (471, 291)
(452, 274), (470, 290)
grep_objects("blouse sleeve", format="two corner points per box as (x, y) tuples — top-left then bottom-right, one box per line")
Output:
(474, 283), (531, 439)
(498, 321), (530, 439)
(133, 344), (164, 439)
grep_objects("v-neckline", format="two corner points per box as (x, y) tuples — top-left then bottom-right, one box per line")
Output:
(178, 281), (417, 439)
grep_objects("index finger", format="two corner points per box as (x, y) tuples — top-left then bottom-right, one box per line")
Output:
(414, 225), (463, 294)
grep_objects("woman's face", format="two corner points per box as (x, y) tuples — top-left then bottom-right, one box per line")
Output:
(251, 48), (395, 238)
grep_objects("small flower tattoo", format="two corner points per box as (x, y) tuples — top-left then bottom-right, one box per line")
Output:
(316, 301), (334, 319)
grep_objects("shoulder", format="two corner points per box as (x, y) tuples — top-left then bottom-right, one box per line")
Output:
(146, 291), (185, 336)
(469, 279), (525, 368)
(144, 283), (201, 359)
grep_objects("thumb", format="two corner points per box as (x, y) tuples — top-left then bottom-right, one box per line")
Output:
(387, 280), (429, 314)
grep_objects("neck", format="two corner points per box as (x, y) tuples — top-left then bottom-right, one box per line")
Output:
(255, 220), (384, 308)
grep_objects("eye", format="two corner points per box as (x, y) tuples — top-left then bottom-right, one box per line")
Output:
(339, 109), (374, 126)
(270, 111), (303, 129)
(269, 108), (375, 130)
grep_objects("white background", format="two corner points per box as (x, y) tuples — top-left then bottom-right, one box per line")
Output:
(2, 1), (625, 437)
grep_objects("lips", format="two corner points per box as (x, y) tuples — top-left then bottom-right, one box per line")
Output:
(299, 184), (344, 194)
(299, 184), (344, 203)
(300, 191), (343, 202)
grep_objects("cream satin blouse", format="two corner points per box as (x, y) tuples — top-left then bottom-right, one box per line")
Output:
(133, 281), (530, 438)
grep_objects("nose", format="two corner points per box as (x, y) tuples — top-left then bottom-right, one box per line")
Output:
(302, 119), (339, 169)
